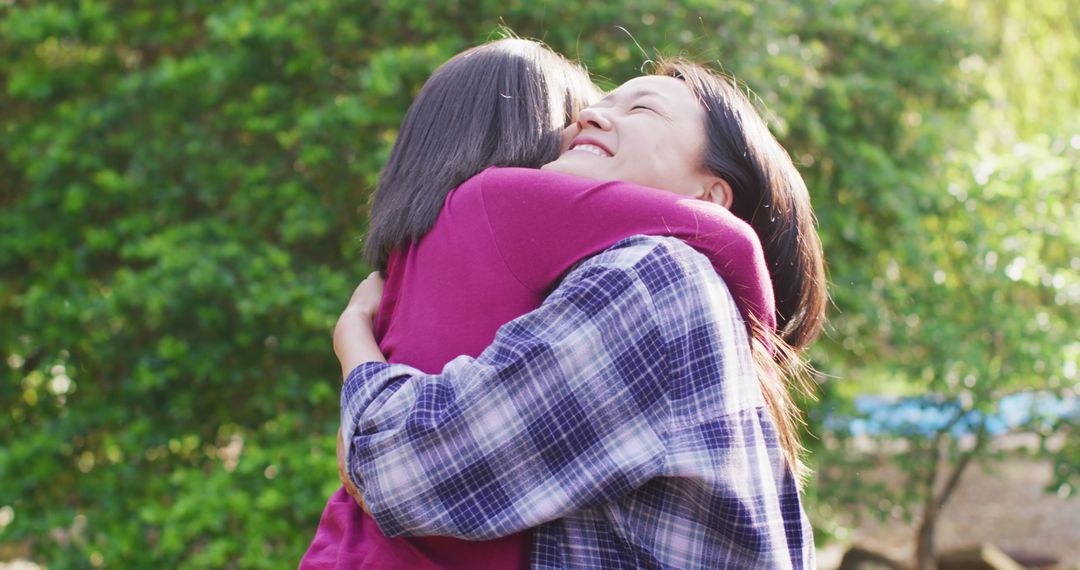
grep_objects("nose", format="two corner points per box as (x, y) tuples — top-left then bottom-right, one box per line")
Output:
(576, 106), (612, 131)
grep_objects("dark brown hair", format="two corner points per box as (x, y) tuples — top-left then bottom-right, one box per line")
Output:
(363, 39), (600, 270)
(655, 60), (828, 475)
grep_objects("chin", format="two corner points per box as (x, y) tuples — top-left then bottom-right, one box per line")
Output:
(541, 156), (592, 179)
(540, 158), (573, 174)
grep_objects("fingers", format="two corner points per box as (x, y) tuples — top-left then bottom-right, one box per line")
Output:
(336, 428), (348, 485)
(360, 271), (385, 296)
(345, 271), (386, 315)
(337, 428), (369, 511)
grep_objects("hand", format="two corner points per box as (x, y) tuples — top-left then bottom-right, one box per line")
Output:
(346, 272), (385, 319)
(337, 428), (370, 513)
(332, 272), (387, 511)
(333, 272), (387, 375)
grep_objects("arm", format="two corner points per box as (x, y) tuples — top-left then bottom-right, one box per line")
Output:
(477, 167), (775, 330)
(332, 273), (386, 511)
(339, 252), (673, 539)
(333, 272), (387, 375)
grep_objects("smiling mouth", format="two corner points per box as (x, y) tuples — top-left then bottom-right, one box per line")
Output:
(570, 143), (612, 158)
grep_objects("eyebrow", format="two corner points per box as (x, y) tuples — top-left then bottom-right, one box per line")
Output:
(599, 89), (667, 106)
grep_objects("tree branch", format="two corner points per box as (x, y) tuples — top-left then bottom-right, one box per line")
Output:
(935, 420), (989, 512)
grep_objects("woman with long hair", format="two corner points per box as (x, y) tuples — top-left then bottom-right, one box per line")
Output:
(302, 39), (778, 569)
(303, 38), (782, 568)
(300, 39), (602, 569)
(332, 59), (826, 568)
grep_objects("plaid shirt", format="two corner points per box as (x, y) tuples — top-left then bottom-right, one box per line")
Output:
(342, 236), (814, 569)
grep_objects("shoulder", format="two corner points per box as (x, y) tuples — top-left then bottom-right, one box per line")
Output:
(469, 166), (577, 192)
(453, 167), (584, 207)
(577, 236), (728, 288)
(473, 167), (650, 202)
(570, 236), (742, 322)
(589, 240), (759, 410)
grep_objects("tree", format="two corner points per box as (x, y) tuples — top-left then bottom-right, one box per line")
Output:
(0, 0), (999, 566)
(811, 1), (1079, 568)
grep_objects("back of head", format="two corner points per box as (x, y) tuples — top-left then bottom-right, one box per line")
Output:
(364, 38), (601, 270)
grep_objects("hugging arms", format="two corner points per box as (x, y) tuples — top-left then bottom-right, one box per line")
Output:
(303, 39), (825, 570)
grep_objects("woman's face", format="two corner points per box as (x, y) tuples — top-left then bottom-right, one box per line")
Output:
(542, 75), (725, 203)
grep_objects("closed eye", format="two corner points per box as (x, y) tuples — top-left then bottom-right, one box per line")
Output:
(630, 104), (654, 112)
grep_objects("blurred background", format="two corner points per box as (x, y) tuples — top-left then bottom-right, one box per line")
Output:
(1, 0), (1077, 568)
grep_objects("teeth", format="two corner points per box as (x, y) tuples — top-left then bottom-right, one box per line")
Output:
(573, 144), (609, 157)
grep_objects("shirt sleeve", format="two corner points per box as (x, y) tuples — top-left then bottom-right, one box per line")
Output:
(477, 167), (776, 330)
(340, 253), (673, 540)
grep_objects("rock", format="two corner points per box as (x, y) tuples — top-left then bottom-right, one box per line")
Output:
(1000, 548), (1059, 568)
(937, 543), (1025, 570)
(838, 545), (907, 570)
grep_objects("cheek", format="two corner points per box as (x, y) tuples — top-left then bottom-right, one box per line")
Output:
(645, 145), (680, 179)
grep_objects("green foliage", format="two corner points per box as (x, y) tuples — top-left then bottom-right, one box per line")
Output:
(0, 0), (1074, 567)
(809, 0), (1080, 557)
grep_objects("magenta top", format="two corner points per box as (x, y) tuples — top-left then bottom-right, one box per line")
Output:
(299, 167), (774, 569)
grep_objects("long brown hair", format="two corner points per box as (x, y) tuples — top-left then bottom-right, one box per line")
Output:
(363, 39), (601, 270)
(655, 60), (828, 476)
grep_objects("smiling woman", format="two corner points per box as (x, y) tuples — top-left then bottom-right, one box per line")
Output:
(540, 60), (828, 476)
(544, 75), (733, 207)
(331, 58), (825, 567)
(305, 41), (787, 569)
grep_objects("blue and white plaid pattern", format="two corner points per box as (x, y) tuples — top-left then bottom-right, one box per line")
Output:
(342, 236), (814, 569)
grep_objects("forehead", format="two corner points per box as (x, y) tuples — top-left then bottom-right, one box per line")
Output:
(598, 76), (703, 123)
(607, 75), (695, 103)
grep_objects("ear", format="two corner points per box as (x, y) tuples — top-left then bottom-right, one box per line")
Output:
(700, 177), (734, 210)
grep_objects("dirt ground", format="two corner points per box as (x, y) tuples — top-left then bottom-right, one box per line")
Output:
(816, 452), (1080, 569)
(4, 453), (1077, 569)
